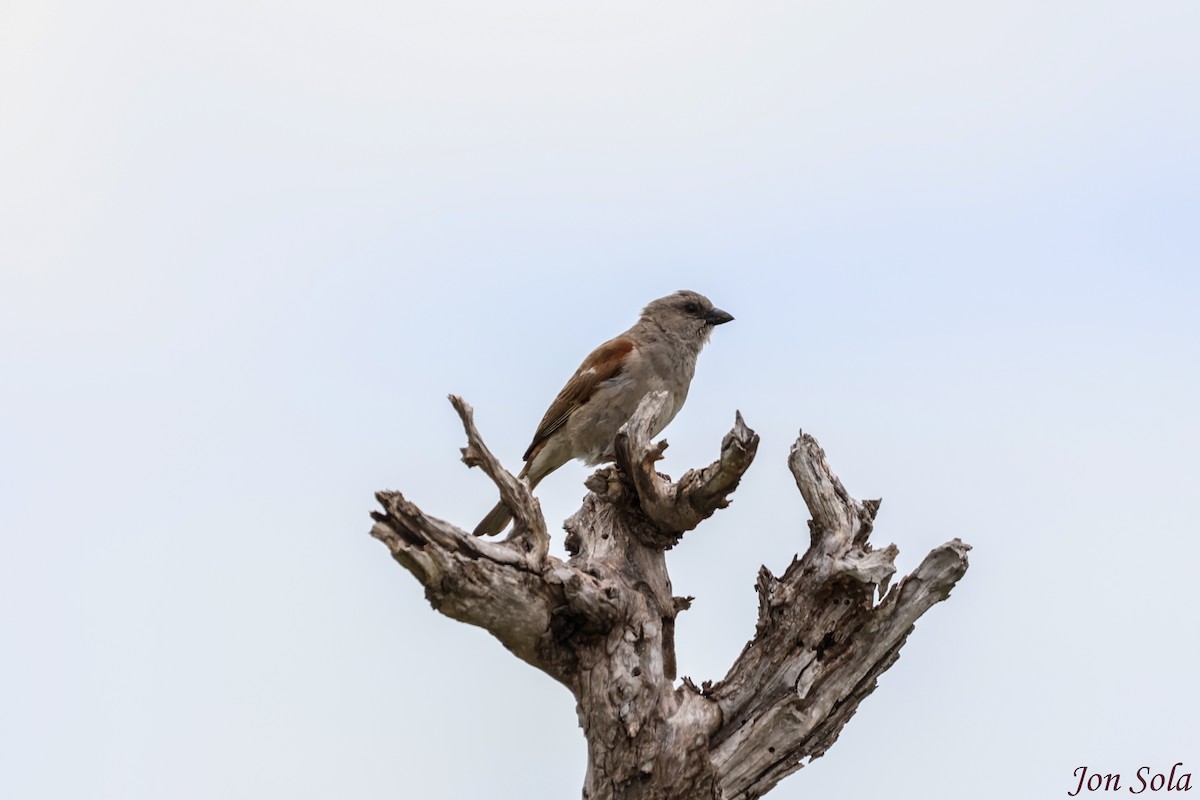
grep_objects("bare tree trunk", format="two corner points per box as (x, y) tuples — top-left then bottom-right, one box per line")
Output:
(370, 393), (969, 799)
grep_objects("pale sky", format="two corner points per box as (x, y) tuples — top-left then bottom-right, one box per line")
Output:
(2, 2), (1198, 799)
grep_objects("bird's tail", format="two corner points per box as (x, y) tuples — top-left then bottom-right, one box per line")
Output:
(472, 501), (513, 537)
(472, 465), (540, 537)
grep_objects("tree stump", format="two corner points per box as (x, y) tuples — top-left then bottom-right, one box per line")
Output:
(370, 393), (970, 799)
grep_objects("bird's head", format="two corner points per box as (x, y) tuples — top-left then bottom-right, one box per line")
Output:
(641, 290), (734, 345)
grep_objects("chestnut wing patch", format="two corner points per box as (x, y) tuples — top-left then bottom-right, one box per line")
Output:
(523, 337), (635, 462)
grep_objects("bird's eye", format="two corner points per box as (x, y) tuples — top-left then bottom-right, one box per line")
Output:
(683, 302), (700, 315)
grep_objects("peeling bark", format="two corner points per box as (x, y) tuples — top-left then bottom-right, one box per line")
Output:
(370, 394), (970, 799)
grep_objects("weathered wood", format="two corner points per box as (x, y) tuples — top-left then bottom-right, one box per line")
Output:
(369, 395), (970, 799)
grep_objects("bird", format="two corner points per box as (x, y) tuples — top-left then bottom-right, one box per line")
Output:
(473, 290), (733, 536)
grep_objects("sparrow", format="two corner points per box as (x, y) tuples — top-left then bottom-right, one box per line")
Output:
(473, 290), (733, 536)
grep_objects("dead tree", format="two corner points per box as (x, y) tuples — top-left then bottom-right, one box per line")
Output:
(370, 393), (970, 800)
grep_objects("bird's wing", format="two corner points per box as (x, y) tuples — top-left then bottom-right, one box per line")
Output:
(523, 336), (635, 462)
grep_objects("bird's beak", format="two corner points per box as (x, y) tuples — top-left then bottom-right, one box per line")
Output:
(705, 308), (734, 326)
